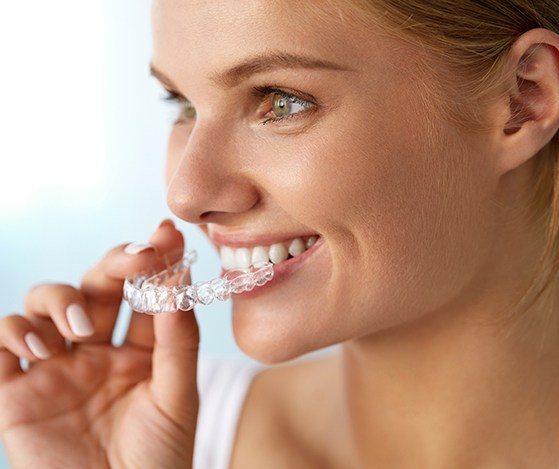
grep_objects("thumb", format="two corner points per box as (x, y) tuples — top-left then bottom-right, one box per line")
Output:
(149, 253), (200, 428)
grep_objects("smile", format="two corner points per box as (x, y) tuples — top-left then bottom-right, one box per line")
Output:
(218, 235), (321, 270)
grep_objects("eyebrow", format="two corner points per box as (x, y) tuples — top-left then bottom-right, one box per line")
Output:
(149, 51), (356, 90)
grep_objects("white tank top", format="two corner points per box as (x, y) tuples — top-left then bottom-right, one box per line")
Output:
(193, 356), (267, 469)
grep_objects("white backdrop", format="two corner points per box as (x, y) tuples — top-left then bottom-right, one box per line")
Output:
(0, 2), (337, 466)
(0, 0), (243, 354)
(0, 2), (241, 465)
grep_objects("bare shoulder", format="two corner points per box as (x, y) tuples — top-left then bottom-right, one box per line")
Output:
(229, 352), (341, 469)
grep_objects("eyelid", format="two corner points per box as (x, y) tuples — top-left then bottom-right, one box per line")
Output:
(252, 86), (316, 125)
(162, 88), (188, 102)
(160, 82), (317, 103)
(160, 84), (318, 125)
(252, 85), (318, 105)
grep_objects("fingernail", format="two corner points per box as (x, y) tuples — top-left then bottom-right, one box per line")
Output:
(66, 303), (95, 337)
(158, 218), (175, 229)
(124, 242), (154, 255)
(24, 332), (51, 359)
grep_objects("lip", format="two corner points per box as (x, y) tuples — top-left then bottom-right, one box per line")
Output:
(220, 235), (326, 299)
(209, 228), (321, 249)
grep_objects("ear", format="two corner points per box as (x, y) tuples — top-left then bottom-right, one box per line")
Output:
(495, 28), (559, 176)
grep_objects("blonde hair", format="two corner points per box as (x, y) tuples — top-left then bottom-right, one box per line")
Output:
(313, 1), (559, 334)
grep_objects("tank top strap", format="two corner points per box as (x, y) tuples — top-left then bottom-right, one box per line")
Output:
(193, 356), (267, 469)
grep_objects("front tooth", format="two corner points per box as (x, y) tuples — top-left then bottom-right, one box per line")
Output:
(269, 243), (288, 264)
(288, 238), (305, 257)
(252, 246), (269, 265)
(306, 236), (318, 249)
(220, 246), (237, 269)
(235, 247), (252, 268)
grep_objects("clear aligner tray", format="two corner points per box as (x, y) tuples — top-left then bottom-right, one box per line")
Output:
(122, 249), (274, 314)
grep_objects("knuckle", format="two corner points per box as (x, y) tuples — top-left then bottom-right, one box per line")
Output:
(26, 282), (80, 306)
(24, 281), (50, 302)
(25, 282), (67, 306)
(0, 313), (24, 330)
(0, 314), (29, 344)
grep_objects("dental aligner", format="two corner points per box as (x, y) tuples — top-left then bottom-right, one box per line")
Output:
(122, 249), (274, 314)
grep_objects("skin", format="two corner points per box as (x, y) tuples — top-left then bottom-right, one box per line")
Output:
(154, 0), (559, 467)
(0, 221), (201, 468)
(1, 1), (558, 468)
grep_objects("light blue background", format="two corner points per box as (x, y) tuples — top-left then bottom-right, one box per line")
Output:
(0, 2), (336, 466)
(0, 1), (239, 466)
(0, 3), (252, 354)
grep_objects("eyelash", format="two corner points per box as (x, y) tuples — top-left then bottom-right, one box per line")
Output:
(161, 91), (194, 124)
(161, 86), (315, 126)
(252, 86), (315, 125)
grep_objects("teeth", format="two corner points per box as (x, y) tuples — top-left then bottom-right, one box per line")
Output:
(235, 247), (252, 269)
(251, 246), (269, 265)
(288, 238), (305, 257)
(219, 235), (320, 270)
(220, 246), (236, 270)
(306, 236), (318, 249)
(269, 243), (289, 264)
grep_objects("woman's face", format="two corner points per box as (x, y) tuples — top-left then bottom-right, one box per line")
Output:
(151, 0), (498, 363)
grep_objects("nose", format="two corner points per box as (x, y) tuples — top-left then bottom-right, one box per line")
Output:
(166, 122), (260, 225)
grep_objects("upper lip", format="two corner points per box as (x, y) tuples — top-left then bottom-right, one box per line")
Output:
(208, 229), (321, 248)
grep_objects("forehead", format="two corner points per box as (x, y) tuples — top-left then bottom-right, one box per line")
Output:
(150, 0), (393, 85)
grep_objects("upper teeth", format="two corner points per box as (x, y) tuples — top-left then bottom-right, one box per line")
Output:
(219, 235), (319, 270)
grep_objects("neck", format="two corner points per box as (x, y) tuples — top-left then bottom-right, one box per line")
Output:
(337, 158), (559, 468)
(339, 269), (559, 468)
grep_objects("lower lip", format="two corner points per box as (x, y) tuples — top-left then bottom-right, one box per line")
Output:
(219, 237), (326, 299)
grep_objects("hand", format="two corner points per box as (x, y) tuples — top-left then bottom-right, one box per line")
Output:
(0, 220), (200, 469)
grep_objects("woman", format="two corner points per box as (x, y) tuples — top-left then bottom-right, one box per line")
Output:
(2, 0), (559, 467)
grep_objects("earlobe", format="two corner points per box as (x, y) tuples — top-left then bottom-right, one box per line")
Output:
(496, 28), (559, 176)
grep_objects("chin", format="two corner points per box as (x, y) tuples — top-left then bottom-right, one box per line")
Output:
(231, 302), (344, 365)
(233, 322), (308, 365)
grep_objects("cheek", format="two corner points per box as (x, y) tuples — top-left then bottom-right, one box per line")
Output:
(320, 105), (495, 329)
(256, 93), (496, 337)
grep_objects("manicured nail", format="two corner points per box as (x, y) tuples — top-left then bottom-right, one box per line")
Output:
(24, 332), (51, 359)
(66, 303), (95, 337)
(158, 218), (175, 229)
(124, 242), (154, 255)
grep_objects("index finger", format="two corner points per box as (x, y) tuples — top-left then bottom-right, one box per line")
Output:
(125, 221), (188, 349)
(78, 220), (185, 342)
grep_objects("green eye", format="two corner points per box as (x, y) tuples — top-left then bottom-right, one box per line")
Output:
(162, 86), (315, 127)
(182, 101), (196, 119)
(272, 93), (290, 117)
(271, 92), (312, 119)
(161, 90), (196, 123)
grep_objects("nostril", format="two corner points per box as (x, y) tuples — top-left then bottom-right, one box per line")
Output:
(200, 211), (215, 221)
(200, 211), (236, 224)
